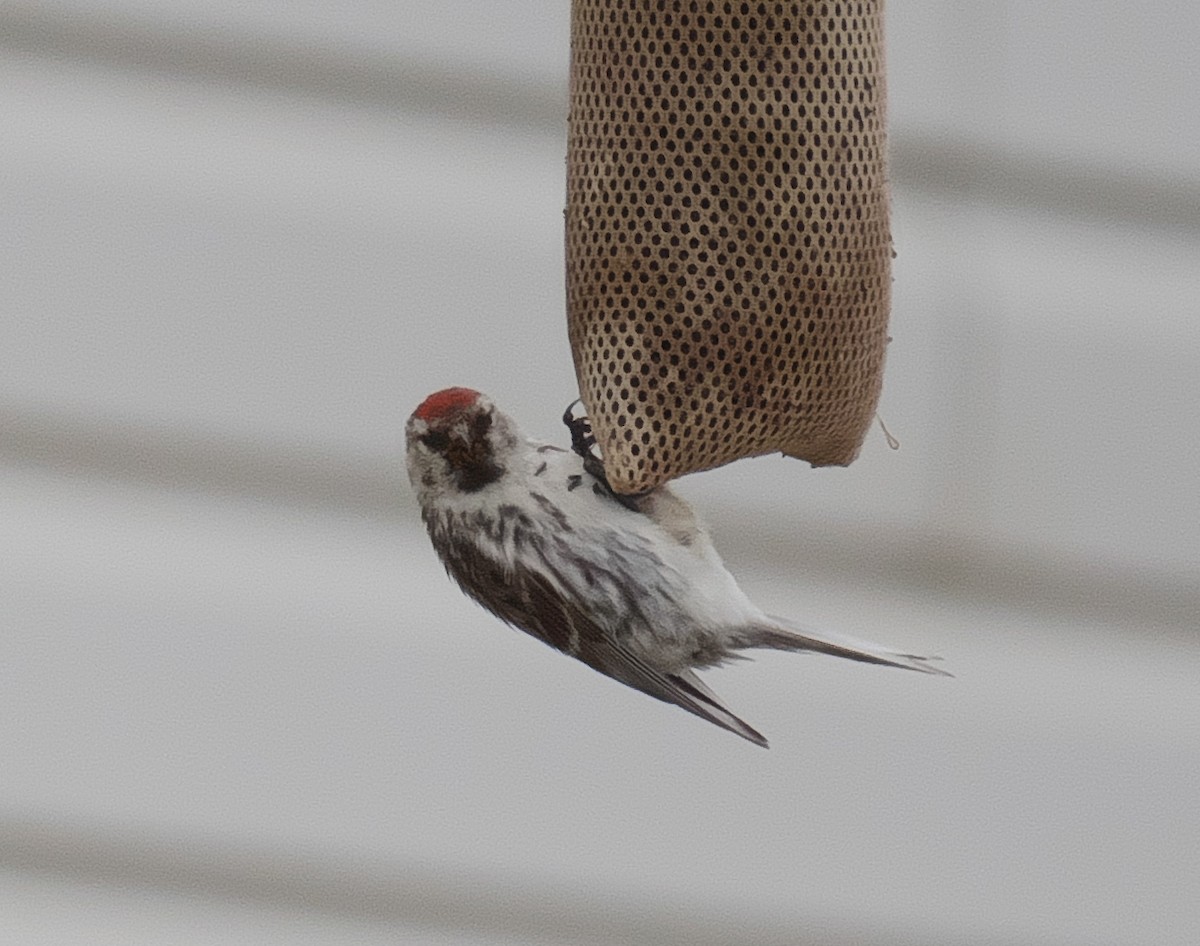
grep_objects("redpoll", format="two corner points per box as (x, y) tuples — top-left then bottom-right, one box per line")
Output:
(405, 387), (946, 748)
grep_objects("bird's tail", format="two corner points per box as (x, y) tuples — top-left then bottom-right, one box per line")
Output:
(739, 617), (951, 676)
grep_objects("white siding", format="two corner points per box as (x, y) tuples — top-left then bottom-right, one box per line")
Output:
(3, 3), (1199, 943)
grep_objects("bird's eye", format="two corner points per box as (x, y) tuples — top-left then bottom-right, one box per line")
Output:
(473, 410), (493, 435)
(421, 430), (450, 451)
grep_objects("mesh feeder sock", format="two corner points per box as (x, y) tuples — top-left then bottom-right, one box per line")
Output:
(566, 0), (893, 493)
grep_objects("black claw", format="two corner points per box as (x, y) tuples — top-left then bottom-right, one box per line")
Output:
(561, 397), (648, 512)
(563, 399), (598, 460)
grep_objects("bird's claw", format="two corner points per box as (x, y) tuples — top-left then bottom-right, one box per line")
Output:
(563, 399), (599, 461)
(562, 398), (647, 512)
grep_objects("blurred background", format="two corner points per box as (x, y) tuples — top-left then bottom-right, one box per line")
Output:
(2, 1), (1199, 943)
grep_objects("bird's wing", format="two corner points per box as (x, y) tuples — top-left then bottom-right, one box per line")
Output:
(432, 518), (768, 747)
(581, 638), (769, 748)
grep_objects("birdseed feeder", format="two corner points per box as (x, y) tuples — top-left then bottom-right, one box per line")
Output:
(566, 0), (893, 494)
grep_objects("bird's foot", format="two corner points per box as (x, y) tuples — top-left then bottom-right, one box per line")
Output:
(562, 399), (647, 512)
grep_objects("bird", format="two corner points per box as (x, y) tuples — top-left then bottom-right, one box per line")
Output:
(405, 386), (946, 748)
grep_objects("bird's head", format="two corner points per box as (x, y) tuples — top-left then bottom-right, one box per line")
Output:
(405, 387), (518, 502)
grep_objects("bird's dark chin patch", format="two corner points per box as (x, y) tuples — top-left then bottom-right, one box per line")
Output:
(454, 458), (504, 492)
(436, 421), (504, 493)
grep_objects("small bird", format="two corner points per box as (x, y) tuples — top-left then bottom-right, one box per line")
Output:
(405, 387), (946, 748)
